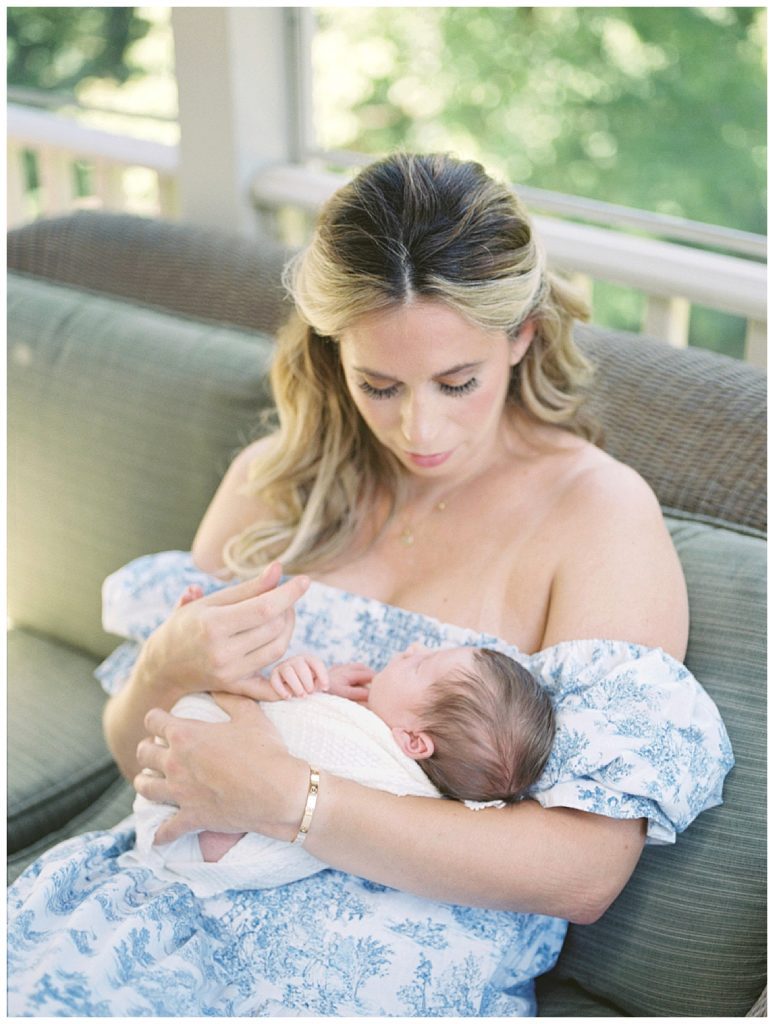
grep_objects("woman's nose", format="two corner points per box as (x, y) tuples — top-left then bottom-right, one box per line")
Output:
(400, 394), (437, 446)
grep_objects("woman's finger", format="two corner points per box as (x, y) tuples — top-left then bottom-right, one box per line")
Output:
(134, 769), (176, 806)
(203, 561), (283, 607)
(154, 809), (200, 846)
(211, 693), (281, 736)
(144, 707), (176, 740)
(220, 575), (309, 633)
(227, 610), (296, 660)
(227, 618), (297, 686)
(136, 736), (168, 773)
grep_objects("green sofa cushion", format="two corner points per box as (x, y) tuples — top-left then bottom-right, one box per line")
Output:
(538, 515), (766, 1017)
(7, 627), (119, 855)
(8, 777), (135, 886)
(8, 273), (275, 660)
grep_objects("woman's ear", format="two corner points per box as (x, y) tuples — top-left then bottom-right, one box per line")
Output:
(508, 318), (536, 366)
(392, 727), (435, 761)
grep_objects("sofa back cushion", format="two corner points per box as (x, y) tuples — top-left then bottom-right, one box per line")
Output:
(8, 272), (275, 658)
(538, 515), (766, 1017)
(578, 324), (766, 534)
(8, 214), (766, 535)
(7, 211), (295, 336)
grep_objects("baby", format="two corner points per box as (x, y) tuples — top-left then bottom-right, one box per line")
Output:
(130, 585), (555, 879)
(167, 588), (556, 862)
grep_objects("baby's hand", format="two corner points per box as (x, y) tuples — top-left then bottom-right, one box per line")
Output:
(269, 654), (330, 699)
(328, 663), (375, 703)
(175, 584), (204, 609)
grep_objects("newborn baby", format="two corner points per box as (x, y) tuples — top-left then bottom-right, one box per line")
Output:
(124, 585), (555, 892)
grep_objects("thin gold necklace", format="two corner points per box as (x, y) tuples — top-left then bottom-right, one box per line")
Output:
(398, 499), (448, 546)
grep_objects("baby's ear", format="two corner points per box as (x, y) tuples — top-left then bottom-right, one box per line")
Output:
(392, 727), (434, 761)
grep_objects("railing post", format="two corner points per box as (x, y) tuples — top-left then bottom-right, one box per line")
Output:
(643, 295), (691, 347)
(92, 158), (126, 211)
(37, 146), (77, 216)
(157, 174), (179, 219)
(744, 321), (767, 369)
(171, 8), (298, 236)
(7, 142), (28, 227)
(567, 272), (594, 307)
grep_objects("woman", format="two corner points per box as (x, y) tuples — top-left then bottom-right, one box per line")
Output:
(8, 154), (729, 1017)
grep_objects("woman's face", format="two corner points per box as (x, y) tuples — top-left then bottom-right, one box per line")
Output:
(337, 299), (532, 480)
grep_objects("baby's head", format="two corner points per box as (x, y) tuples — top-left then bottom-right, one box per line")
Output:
(368, 643), (555, 803)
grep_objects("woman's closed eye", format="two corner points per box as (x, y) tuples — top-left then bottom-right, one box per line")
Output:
(439, 377), (480, 396)
(358, 380), (400, 400)
(357, 377), (481, 400)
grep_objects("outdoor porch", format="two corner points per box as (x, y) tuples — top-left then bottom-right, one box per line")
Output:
(6, 8), (767, 367)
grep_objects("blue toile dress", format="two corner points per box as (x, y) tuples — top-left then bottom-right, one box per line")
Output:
(7, 552), (734, 1017)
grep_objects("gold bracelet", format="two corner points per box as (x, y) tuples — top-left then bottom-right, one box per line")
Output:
(291, 766), (320, 846)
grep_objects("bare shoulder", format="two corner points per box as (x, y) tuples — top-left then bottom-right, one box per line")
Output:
(558, 444), (664, 529)
(191, 435), (278, 574)
(542, 441), (689, 659)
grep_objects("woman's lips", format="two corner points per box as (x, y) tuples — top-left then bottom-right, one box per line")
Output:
(406, 449), (453, 468)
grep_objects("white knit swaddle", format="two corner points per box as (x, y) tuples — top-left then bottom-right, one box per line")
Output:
(122, 691), (441, 895)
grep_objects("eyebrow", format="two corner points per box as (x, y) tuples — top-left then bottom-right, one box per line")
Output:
(352, 361), (483, 381)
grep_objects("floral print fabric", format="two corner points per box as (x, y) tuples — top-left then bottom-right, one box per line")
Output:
(7, 551), (733, 1016)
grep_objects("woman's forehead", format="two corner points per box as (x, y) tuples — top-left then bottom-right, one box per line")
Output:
(338, 300), (504, 371)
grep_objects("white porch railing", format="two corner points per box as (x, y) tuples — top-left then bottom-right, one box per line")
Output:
(7, 103), (179, 222)
(7, 102), (767, 368)
(251, 165), (767, 368)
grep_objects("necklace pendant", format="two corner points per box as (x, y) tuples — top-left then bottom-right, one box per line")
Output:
(400, 527), (415, 546)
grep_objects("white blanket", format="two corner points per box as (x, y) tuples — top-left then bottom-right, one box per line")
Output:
(122, 691), (443, 895)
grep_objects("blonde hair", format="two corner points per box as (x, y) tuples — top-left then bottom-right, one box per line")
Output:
(224, 152), (596, 577)
(418, 648), (556, 803)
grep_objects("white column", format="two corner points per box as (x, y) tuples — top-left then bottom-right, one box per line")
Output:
(171, 7), (300, 236)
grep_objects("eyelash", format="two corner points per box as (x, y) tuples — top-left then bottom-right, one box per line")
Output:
(358, 378), (480, 400)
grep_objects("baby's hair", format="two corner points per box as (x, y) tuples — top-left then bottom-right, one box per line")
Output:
(417, 648), (555, 803)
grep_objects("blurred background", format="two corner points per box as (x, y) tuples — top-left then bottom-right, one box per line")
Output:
(7, 6), (767, 362)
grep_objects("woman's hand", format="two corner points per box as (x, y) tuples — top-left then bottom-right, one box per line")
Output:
(103, 563), (310, 781)
(145, 562), (311, 701)
(135, 694), (310, 845)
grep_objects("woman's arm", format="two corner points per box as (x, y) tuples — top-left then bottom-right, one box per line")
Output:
(542, 460), (689, 660)
(132, 450), (676, 921)
(192, 437), (275, 573)
(136, 696), (644, 923)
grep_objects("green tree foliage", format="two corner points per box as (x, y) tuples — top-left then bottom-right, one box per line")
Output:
(314, 7), (765, 354)
(315, 7), (766, 234)
(7, 7), (151, 93)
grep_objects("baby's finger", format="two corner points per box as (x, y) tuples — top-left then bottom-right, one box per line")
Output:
(344, 683), (371, 702)
(290, 659), (318, 694)
(277, 665), (306, 698)
(269, 670), (292, 700)
(305, 656), (330, 691)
